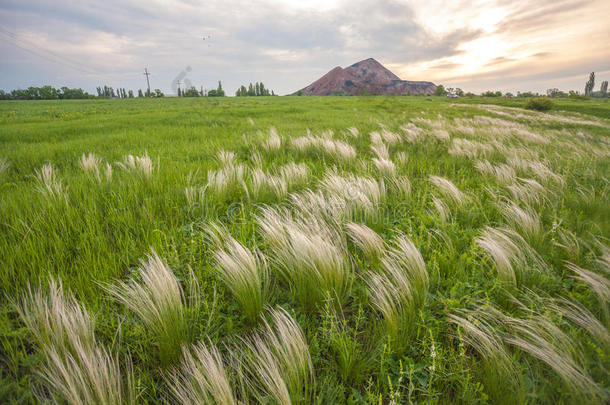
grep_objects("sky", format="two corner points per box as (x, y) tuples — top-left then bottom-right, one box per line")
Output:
(1, 0), (609, 96)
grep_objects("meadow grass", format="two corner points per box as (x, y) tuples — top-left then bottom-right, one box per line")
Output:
(1, 95), (609, 403)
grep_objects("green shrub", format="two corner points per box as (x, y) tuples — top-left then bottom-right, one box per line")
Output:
(525, 97), (554, 111)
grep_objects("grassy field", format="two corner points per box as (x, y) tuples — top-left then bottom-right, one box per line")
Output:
(1, 96), (609, 404)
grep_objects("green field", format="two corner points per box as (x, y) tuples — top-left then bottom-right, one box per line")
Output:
(1, 96), (609, 404)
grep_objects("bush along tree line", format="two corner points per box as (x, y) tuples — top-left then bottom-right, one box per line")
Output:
(0, 85), (165, 100)
(434, 85), (464, 96)
(0, 86), (95, 100)
(446, 72), (609, 100)
(235, 82), (276, 96)
(178, 81), (225, 97)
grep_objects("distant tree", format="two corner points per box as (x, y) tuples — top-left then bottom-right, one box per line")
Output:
(455, 88), (464, 96)
(505, 92), (514, 98)
(601, 81), (608, 97)
(518, 91), (536, 97)
(546, 88), (560, 97)
(235, 85), (246, 96)
(128, 90), (134, 98)
(585, 72), (595, 95)
(154, 89), (164, 97)
(526, 97), (554, 111)
(177, 87), (182, 97)
(214, 81), (225, 97)
(183, 87), (200, 97)
(138, 89), (144, 97)
(434, 85), (447, 96)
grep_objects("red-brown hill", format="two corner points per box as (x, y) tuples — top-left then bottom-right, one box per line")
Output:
(295, 58), (436, 96)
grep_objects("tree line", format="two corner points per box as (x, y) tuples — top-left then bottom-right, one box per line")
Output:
(584, 72), (608, 97)
(97, 86), (164, 98)
(0, 81), (231, 100)
(177, 81), (225, 97)
(0, 86), (94, 100)
(235, 82), (276, 97)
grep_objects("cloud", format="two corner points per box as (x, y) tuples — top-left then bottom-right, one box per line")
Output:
(0, 0), (609, 94)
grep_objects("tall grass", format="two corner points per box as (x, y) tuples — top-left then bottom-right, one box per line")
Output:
(345, 222), (385, 259)
(366, 234), (427, 344)
(257, 207), (352, 309)
(292, 133), (357, 161)
(103, 250), (189, 365)
(35, 163), (67, 201)
(3, 96), (609, 404)
(262, 127), (282, 151)
(566, 261), (610, 322)
(79, 153), (102, 180)
(245, 308), (314, 404)
(429, 175), (467, 206)
(498, 200), (542, 244)
(0, 157), (9, 178)
(212, 231), (268, 324)
(167, 342), (236, 405)
(14, 279), (136, 404)
(117, 153), (154, 178)
(319, 171), (386, 221)
(15, 278), (94, 351)
(449, 308), (524, 404)
(504, 313), (603, 401)
(475, 226), (543, 287)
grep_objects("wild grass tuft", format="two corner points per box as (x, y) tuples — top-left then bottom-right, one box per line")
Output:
(79, 152), (102, 180)
(15, 278), (94, 352)
(366, 234), (427, 344)
(504, 313), (603, 401)
(35, 163), (67, 201)
(429, 175), (468, 206)
(166, 342), (236, 405)
(257, 207), (352, 309)
(449, 308), (524, 404)
(291, 133), (356, 161)
(117, 153), (154, 178)
(345, 222), (385, 259)
(319, 171), (386, 221)
(246, 308), (314, 405)
(498, 200), (543, 244)
(14, 279), (135, 405)
(262, 127), (282, 151)
(212, 231), (268, 324)
(0, 157), (9, 178)
(103, 250), (189, 365)
(566, 261), (610, 322)
(206, 162), (246, 199)
(475, 226), (543, 287)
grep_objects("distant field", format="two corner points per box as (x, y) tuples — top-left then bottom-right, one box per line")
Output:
(1, 96), (609, 404)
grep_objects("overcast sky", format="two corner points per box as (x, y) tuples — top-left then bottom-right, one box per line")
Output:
(1, 0), (609, 95)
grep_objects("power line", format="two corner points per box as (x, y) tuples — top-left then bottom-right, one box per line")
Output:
(0, 26), (104, 76)
(143, 68), (151, 95)
(0, 26), (143, 81)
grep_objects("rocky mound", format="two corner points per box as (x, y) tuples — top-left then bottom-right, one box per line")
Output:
(295, 58), (436, 96)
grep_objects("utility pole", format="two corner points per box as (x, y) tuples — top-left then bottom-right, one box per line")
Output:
(143, 68), (151, 96)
